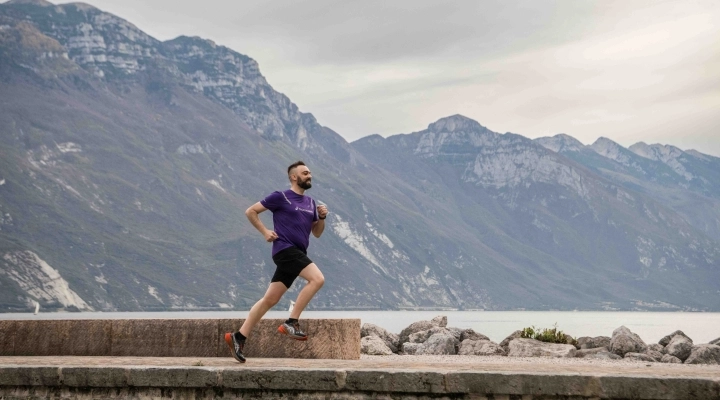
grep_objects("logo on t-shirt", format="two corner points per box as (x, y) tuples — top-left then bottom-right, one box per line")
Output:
(295, 206), (314, 215)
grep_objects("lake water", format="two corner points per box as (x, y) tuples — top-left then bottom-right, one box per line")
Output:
(3, 310), (720, 344)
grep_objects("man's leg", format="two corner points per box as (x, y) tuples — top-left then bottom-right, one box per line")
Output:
(240, 281), (288, 337)
(290, 263), (324, 319)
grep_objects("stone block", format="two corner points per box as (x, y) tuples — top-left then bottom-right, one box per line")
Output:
(221, 369), (340, 391)
(0, 320), (16, 356)
(112, 319), (217, 357)
(344, 370), (446, 393)
(0, 367), (60, 386)
(61, 367), (127, 387)
(127, 367), (217, 388)
(13, 320), (111, 356)
(216, 318), (360, 359)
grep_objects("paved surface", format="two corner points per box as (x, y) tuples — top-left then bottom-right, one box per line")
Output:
(2, 355), (719, 378)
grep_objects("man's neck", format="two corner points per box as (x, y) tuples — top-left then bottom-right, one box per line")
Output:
(290, 185), (305, 196)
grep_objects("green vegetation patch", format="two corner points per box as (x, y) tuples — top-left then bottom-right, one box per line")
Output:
(520, 324), (577, 346)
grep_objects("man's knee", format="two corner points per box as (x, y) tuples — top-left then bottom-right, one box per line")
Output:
(263, 294), (282, 307)
(312, 274), (325, 288)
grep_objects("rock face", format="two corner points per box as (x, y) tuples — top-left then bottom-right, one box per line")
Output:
(659, 330), (692, 347)
(460, 328), (489, 342)
(398, 319), (439, 345)
(665, 335), (693, 362)
(575, 347), (610, 358)
(403, 333), (456, 355)
(401, 342), (422, 355)
(661, 354), (682, 364)
(507, 338), (577, 358)
(458, 339), (506, 356)
(360, 335), (393, 356)
(609, 326), (647, 357)
(709, 337), (720, 346)
(643, 349), (663, 361)
(624, 352), (656, 362)
(684, 344), (720, 365)
(646, 343), (665, 354)
(421, 333), (457, 355)
(361, 323), (399, 353)
(577, 336), (611, 350)
(408, 327), (452, 344)
(431, 315), (447, 327)
(500, 330), (523, 351)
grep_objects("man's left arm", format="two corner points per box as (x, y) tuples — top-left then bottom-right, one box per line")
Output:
(312, 204), (328, 238)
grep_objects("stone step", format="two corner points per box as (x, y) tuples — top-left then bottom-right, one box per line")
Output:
(0, 319), (360, 359)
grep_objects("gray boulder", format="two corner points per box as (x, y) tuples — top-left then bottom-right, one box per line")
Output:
(660, 354), (682, 364)
(398, 320), (438, 344)
(584, 351), (622, 360)
(684, 344), (720, 365)
(458, 339), (506, 356)
(361, 335), (393, 355)
(431, 315), (448, 327)
(460, 328), (490, 342)
(609, 326), (647, 357)
(577, 336), (611, 350)
(624, 352), (656, 362)
(408, 327), (452, 344)
(447, 327), (463, 341)
(646, 343), (665, 354)
(643, 349), (664, 362)
(709, 337), (720, 346)
(507, 338), (577, 358)
(500, 330), (523, 351)
(420, 333), (456, 355)
(361, 323), (400, 353)
(575, 347), (610, 358)
(666, 335), (693, 362)
(401, 342), (422, 355)
(659, 330), (692, 346)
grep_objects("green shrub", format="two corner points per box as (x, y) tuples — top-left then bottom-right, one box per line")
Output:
(520, 323), (577, 346)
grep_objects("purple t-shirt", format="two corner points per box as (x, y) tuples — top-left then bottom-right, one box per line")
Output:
(260, 189), (319, 256)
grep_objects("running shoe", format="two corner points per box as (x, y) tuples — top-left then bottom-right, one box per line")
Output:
(278, 320), (308, 341)
(224, 332), (246, 363)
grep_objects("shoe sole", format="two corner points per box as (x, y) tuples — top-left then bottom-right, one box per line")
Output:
(224, 332), (246, 363)
(277, 324), (308, 341)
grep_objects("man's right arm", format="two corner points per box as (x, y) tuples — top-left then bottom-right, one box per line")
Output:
(245, 202), (278, 242)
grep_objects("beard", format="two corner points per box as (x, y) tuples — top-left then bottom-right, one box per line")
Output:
(298, 178), (312, 190)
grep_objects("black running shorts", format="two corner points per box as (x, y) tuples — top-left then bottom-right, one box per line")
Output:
(271, 246), (313, 288)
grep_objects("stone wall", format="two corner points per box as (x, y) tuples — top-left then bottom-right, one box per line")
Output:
(0, 319), (360, 359)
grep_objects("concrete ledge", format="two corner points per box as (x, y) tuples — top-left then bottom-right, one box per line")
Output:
(0, 363), (718, 400)
(0, 319), (360, 359)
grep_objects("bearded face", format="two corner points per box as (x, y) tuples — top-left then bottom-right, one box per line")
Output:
(297, 175), (312, 190)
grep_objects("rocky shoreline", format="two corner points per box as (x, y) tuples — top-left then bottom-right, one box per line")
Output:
(360, 315), (720, 365)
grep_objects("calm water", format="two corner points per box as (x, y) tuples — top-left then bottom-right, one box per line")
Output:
(2, 311), (719, 344)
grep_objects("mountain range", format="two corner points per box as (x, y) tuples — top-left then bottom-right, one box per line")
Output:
(1, 0), (718, 312)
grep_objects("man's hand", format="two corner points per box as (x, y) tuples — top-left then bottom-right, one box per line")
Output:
(317, 204), (329, 220)
(264, 230), (278, 242)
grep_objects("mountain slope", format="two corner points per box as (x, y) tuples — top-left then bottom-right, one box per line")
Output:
(1, 1), (718, 312)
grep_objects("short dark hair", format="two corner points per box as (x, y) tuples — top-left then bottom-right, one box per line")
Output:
(287, 160), (306, 175)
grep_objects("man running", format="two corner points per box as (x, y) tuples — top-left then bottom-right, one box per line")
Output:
(225, 161), (329, 363)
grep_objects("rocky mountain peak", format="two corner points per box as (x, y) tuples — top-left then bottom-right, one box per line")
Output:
(589, 137), (630, 163)
(629, 142), (693, 181)
(535, 134), (585, 153)
(5, 0), (52, 6)
(629, 142), (684, 162)
(63, 2), (99, 12)
(428, 114), (485, 133)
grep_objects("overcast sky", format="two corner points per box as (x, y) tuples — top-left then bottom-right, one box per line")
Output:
(72, 0), (719, 156)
